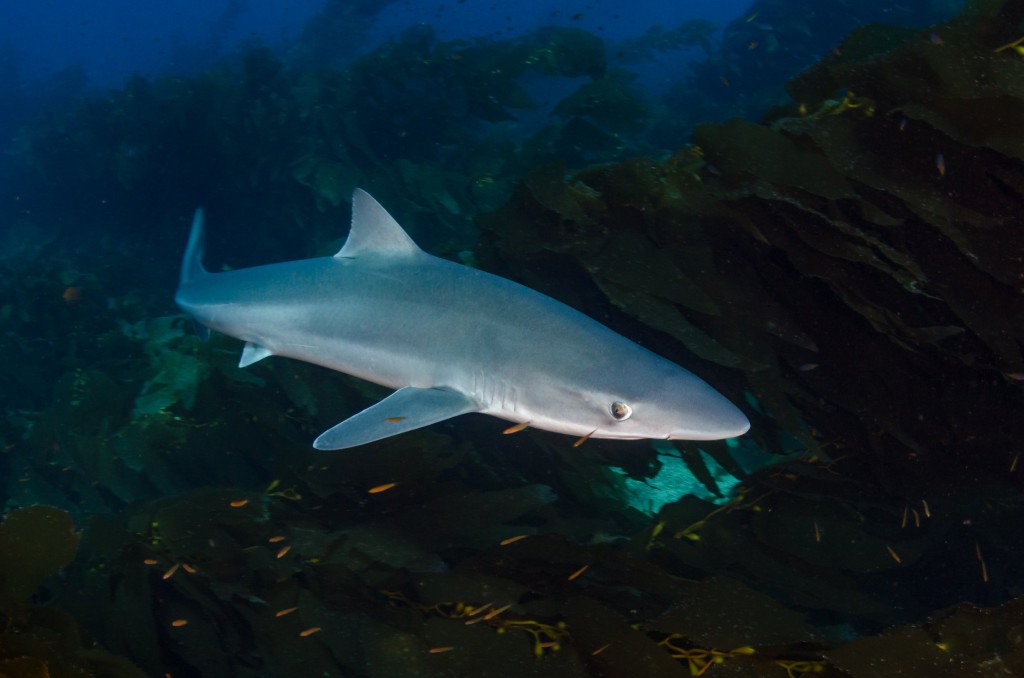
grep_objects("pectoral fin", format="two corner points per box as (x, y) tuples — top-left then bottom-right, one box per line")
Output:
(313, 386), (478, 450)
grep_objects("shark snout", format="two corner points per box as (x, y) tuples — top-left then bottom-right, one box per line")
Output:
(669, 418), (749, 440)
(668, 396), (751, 441)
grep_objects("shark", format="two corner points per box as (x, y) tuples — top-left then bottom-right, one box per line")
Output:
(175, 189), (750, 450)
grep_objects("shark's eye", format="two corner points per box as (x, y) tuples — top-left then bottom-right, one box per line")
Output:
(610, 401), (632, 421)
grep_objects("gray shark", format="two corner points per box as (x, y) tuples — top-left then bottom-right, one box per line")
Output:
(175, 189), (750, 449)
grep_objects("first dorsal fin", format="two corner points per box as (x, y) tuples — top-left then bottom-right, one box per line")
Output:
(336, 188), (423, 259)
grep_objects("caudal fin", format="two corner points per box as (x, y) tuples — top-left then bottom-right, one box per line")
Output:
(179, 208), (208, 287)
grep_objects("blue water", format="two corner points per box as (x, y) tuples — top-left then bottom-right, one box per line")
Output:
(3, 0), (747, 86)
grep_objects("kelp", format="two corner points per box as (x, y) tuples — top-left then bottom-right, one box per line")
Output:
(474, 1), (1024, 662)
(0, 506), (79, 607)
(481, 2), (1024, 466)
(0, 506), (145, 677)
(25, 417), (1024, 677)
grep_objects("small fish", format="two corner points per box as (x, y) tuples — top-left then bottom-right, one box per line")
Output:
(592, 644), (611, 656)
(62, 286), (83, 305)
(143, 559), (158, 566)
(567, 564), (590, 581)
(935, 153), (946, 178)
(171, 619), (188, 628)
(465, 603), (492, 617)
(502, 421), (530, 434)
(162, 563), (181, 580)
(275, 606), (298, 618)
(572, 432), (593, 448)
(483, 603), (513, 620)
(384, 416), (405, 423)
(268, 535), (286, 543)
(230, 499), (249, 508)
(886, 545), (902, 564)
(276, 545), (292, 559)
(975, 544), (989, 582)
(368, 482), (397, 494)
(429, 646), (455, 654)
(813, 520), (821, 543)
(745, 12), (758, 22)
(299, 627), (322, 637)
(181, 563), (197, 574)
(500, 534), (529, 546)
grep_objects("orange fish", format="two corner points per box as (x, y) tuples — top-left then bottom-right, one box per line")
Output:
(567, 564), (590, 581)
(502, 421), (530, 434)
(500, 534), (529, 546)
(62, 286), (83, 305)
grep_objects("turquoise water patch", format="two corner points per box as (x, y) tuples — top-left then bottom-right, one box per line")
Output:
(610, 437), (782, 515)
(610, 441), (742, 515)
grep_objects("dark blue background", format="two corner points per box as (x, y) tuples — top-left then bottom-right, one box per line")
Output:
(3, 0), (749, 87)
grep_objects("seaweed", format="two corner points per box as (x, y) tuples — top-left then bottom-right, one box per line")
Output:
(0, 507), (145, 676)
(0, 506), (79, 606)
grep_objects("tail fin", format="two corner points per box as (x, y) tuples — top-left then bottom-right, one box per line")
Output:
(179, 208), (208, 286)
